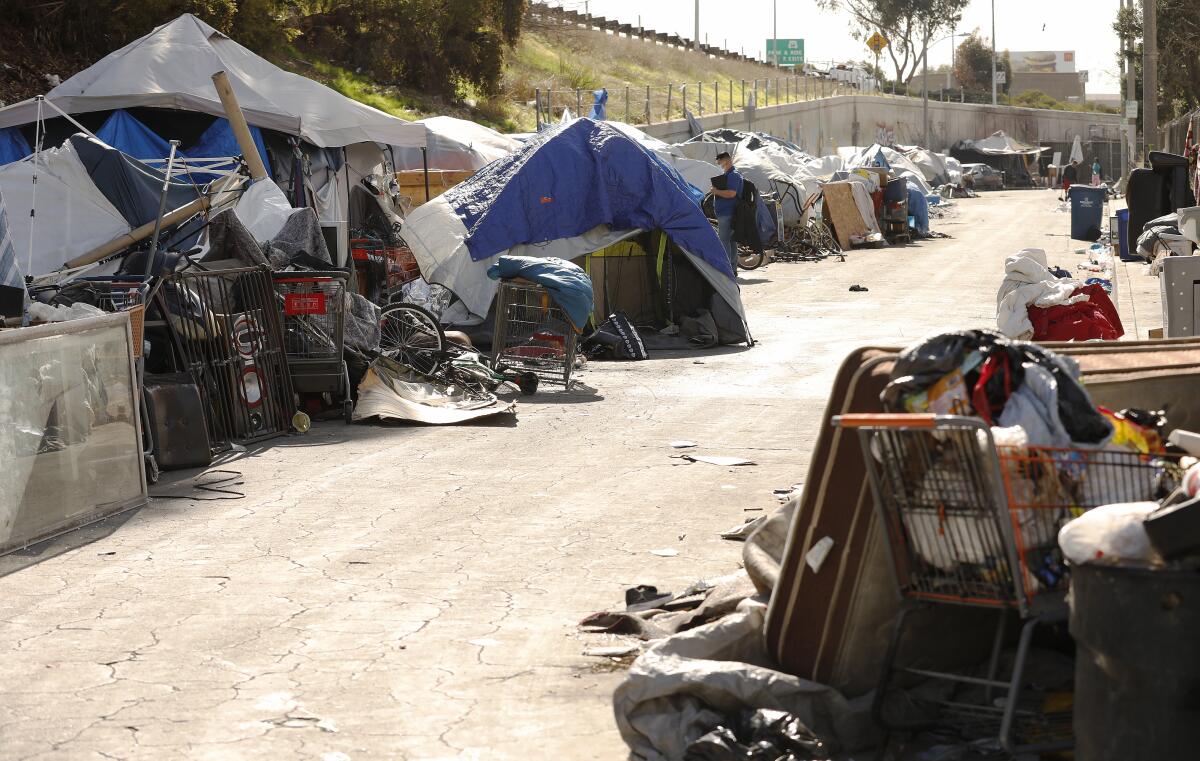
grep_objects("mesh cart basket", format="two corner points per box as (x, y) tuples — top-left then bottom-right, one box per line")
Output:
(272, 271), (353, 422)
(833, 413), (1183, 755)
(78, 276), (150, 357)
(490, 279), (579, 387)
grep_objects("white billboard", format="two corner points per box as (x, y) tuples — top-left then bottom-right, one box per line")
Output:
(1010, 51), (1076, 74)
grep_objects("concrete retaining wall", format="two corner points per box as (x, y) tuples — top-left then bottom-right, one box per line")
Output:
(641, 95), (1125, 154)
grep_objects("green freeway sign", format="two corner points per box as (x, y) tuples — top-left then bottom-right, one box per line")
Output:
(766, 38), (805, 66)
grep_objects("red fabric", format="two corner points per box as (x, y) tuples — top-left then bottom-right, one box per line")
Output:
(1028, 284), (1124, 342)
(971, 353), (1013, 426)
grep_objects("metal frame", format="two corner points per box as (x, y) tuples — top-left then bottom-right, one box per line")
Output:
(490, 280), (579, 387)
(272, 271), (353, 422)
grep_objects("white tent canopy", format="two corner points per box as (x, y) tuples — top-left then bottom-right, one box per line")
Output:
(0, 14), (426, 150)
(393, 116), (520, 171)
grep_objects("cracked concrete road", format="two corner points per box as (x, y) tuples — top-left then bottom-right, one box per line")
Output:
(0, 191), (1154, 760)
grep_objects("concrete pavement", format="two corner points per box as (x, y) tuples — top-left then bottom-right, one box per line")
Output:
(0, 189), (1158, 760)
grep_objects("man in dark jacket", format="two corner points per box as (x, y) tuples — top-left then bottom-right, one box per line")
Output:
(1061, 159), (1079, 201)
(711, 151), (743, 272)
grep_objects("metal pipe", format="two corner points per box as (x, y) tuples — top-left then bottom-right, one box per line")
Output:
(211, 71), (268, 181)
(144, 140), (180, 277)
(422, 147), (430, 203)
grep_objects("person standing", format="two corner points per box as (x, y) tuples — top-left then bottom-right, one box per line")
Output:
(1092, 157), (1102, 185)
(711, 151), (743, 273)
(1061, 159), (1079, 201)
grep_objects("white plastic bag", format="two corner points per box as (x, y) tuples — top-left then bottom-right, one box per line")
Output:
(1058, 502), (1160, 566)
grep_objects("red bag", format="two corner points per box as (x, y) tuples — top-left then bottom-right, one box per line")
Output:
(1028, 284), (1123, 342)
(971, 352), (1013, 425)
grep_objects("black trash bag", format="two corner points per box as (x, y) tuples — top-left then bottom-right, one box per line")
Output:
(582, 311), (648, 360)
(684, 709), (831, 761)
(882, 329), (1024, 414)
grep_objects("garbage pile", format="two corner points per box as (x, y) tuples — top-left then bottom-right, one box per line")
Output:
(996, 247), (1122, 341)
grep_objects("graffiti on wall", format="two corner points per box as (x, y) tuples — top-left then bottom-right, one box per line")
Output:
(875, 122), (896, 145)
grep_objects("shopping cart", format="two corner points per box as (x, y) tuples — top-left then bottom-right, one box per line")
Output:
(77, 276), (151, 357)
(272, 271), (353, 422)
(490, 279), (579, 387)
(833, 413), (1183, 754)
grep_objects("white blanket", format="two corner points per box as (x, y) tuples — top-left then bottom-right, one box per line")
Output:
(996, 248), (1087, 339)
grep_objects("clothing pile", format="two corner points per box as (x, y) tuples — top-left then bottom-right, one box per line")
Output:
(996, 248), (1122, 341)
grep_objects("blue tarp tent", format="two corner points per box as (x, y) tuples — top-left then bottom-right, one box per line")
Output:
(403, 118), (749, 344)
(97, 110), (271, 180)
(189, 117), (270, 176)
(0, 128), (31, 166)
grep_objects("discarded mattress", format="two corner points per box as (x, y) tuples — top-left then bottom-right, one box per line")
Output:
(352, 358), (515, 424)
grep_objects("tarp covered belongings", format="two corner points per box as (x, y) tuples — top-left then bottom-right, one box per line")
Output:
(0, 14), (425, 150)
(353, 358), (515, 424)
(0, 135), (208, 276)
(954, 130), (1047, 157)
(402, 118), (748, 342)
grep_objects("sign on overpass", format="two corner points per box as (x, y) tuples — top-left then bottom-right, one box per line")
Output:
(766, 38), (805, 66)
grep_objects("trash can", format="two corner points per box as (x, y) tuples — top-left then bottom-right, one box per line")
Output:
(1116, 207), (1131, 260)
(1068, 185), (1107, 242)
(1070, 563), (1200, 760)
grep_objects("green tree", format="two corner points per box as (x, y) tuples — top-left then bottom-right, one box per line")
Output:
(816, 0), (969, 84)
(953, 31), (1011, 94)
(1113, 0), (1200, 124)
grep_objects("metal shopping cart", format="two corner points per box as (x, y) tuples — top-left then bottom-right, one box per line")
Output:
(490, 279), (579, 387)
(272, 271), (353, 422)
(833, 413), (1183, 754)
(77, 276), (151, 357)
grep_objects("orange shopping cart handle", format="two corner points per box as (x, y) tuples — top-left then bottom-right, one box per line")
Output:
(833, 413), (938, 428)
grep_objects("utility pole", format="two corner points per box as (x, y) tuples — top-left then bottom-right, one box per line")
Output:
(773, 0), (778, 67)
(1143, 0), (1158, 151)
(922, 27), (930, 147)
(990, 0), (997, 105)
(1125, 0), (1138, 170)
(694, 0), (700, 53)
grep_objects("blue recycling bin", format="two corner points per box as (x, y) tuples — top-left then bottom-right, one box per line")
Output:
(1068, 185), (1107, 242)
(1116, 207), (1132, 260)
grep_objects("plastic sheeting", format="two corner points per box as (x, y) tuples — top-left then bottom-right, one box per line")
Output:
(392, 115), (520, 172)
(352, 358), (516, 424)
(0, 140), (130, 276)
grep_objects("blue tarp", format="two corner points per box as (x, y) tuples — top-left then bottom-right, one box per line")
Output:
(96, 110), (173, 161)
(0, 128), (31, 166)
(486, 255), (594, 328)
(589, 89), (608, 121)
(443, 118), (735, 279)
(188, 117), (271, 178)
(906, 180), (930, 235)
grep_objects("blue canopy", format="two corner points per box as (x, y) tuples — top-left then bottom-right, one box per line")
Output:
(444, 118), (734, 279)
(0, 128), (31, 166)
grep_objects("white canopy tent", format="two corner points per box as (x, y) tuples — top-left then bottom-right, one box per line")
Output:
(393, 116), (519, 171)
(0, 14), (425, 150)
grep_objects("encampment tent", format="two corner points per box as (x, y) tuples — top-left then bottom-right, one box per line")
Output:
(392, 116), (520, 171)
(402, 119), (749, 345)
(951, 131), (1046, 187)
(606, 121), (719, 198)
(0, 13), (425, 265)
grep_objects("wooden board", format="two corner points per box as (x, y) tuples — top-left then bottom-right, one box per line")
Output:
(395, 169), (475, 205)
(821, 181), (869, 249)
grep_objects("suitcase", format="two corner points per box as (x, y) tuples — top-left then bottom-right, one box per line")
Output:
(143, 373), (213, 470)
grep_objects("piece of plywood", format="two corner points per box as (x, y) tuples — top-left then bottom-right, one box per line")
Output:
(822, 181), (869, 249)
(395, 169), (475, 205)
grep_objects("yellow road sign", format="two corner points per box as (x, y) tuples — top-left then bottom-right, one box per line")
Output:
(867, 32), (888, 54)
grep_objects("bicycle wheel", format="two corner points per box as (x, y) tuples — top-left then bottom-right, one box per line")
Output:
(378, 302), (445, 376)
(737, 245), (765, 271)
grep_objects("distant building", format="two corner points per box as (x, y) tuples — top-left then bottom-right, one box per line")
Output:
(1008, 50), (1086, 102)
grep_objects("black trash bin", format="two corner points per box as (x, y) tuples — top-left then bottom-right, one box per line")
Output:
(1068, 185), (1107, 242)
(1070, 563), (1200, 760)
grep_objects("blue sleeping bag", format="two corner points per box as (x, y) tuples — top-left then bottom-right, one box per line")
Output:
(486, 255), (594, 329)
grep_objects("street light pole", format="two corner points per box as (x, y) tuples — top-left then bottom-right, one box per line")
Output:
(1143, 0), (1158, 150)
(922, 26), (929, 147)
(773, 0), (778, 67)
(695, 0), (700, 53)
(988, 0), (998, 105)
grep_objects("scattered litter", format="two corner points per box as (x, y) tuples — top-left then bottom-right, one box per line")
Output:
(805, 536), (836, 573)
(743, 507), (764, 512)
(669, 440), (698, 448)
(848, 284), (869, 292)
(693, 360), (706, 365)
(97, 551), (116, 556)
(626, 584), (673, 611)
(584, 644), (639, 658)
(649, 548), (679, 557)
(468, 638), (501, 647)
(678, 454), (756, 466)
(773, 483), (804, 501)
(678, 533), (686, 541)
(721, 515), (768, 541)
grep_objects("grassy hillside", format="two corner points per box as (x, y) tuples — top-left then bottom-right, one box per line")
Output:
(286, 22), (806, 132)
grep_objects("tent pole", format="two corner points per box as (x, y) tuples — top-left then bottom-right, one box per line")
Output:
(41, 98), (102, 142)
(144, 140), (181, 277)
(211, 70), (269, 182)
(26, 96), (44, 275)
(422, 147), (430, 203)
